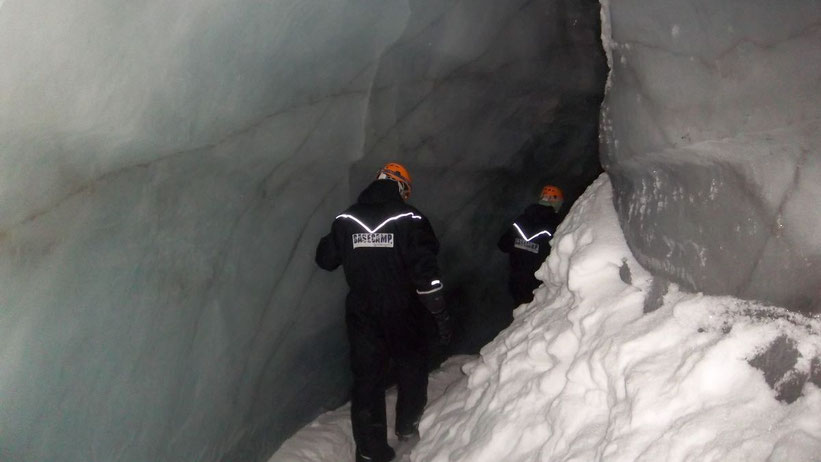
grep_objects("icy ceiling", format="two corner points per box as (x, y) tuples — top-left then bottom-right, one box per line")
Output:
(0, 0), (817, 461)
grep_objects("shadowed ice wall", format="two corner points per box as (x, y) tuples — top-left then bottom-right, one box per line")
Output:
(0, 1), (605, 461)
(600, 0), (821, 314)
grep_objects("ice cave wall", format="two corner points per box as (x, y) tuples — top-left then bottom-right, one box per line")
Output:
(356, 0), (606, 351)
(0, 1), (605, 461)
(600, 0), (821, 314)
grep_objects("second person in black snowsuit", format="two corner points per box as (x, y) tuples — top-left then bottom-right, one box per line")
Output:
(498, 185), (564, 305)
(315, 162), (452, 462)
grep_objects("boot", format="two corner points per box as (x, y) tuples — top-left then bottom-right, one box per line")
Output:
(395, 418), (420, 442)
(396, 428), (419, 442)
(355, 445), (395, 462)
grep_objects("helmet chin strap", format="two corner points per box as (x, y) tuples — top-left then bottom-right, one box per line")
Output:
(540, 198), (563, 211)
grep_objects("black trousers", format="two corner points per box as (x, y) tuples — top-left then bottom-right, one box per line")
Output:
(345, 290), (428, 456)
(509, 270), (541, 305)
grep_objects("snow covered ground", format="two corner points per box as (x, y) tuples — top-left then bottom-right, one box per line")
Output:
(269, 356), (472, 462)
(271, 174), (821, 462)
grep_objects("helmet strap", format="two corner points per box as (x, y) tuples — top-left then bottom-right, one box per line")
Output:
(540, 198), (563, 211)
(397, 181), (412, 200)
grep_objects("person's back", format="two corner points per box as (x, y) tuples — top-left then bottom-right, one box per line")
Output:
(322, 179), (436, 298)
(498, 185), (563, 305)
(315, 163), (451, 462)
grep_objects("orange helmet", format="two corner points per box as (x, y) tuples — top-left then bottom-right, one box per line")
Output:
(377, 162), (412, 200)
(541, 185), (563, 202)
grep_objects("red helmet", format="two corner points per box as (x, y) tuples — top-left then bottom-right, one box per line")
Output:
(541, 185), (563, 202)
(377, 162), (412, 200)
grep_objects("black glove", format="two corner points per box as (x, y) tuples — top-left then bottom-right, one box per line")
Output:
(420, 292), (452, 346)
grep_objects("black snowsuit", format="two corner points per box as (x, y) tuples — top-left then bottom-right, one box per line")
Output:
(498, 204), (561, 305)
(315, 180), (442, 458)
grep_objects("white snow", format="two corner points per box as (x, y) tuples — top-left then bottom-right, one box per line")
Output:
(274, 174), (821, 462)
(269, 355), (472, 462)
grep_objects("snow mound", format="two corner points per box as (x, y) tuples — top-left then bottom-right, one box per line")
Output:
(413, 174), (821, 462)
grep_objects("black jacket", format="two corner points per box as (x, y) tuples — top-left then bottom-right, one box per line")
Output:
(316, 180), (442, 298)
(498, 204), (560, 301)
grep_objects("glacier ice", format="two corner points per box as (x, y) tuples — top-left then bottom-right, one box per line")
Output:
(0, 0), (605, 461)
(600, 0), (821, 313)
(0, 1), (412, 461)
(6, 0), (815, 459)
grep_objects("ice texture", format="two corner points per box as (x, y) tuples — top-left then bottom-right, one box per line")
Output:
(0, 1), (406, 461)
(599, 0), (821, 314)
(0, 1), (605, 461)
